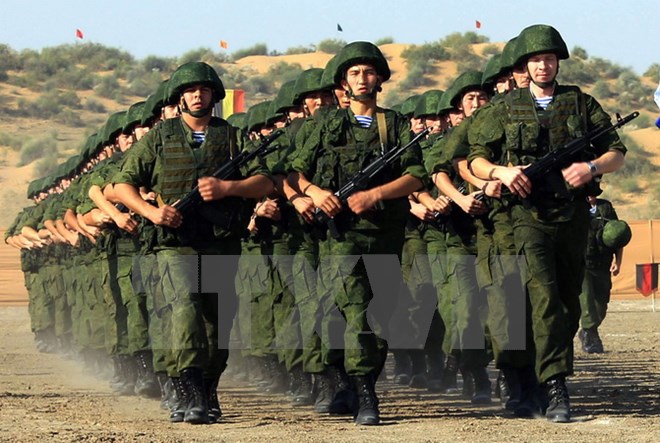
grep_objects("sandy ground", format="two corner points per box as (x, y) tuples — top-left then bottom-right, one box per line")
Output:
(0, 300), (658, 443)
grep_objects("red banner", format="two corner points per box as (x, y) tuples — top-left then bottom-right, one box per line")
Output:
(636, 263), (659, 296)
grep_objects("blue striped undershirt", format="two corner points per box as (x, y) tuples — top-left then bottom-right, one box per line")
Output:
(534, 96), (553, 110)
(192, 131), (205, 144)
(354, 115), (373, 128)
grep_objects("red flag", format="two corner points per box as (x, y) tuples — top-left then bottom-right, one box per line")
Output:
(636, 263), (659, 297)
(219, 40), (228, 49)
(75, 29), (84, 40)
(475, 20), (482, 29)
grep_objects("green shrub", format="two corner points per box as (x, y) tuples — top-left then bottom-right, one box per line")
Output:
(267, 62), (303, 84)
(285, 45), (315, 55)
(316, 39), (346, 54)
(643, 63), (660, 79)
(34, 152), (60, 177)
(85, 97), (106, 113)
(55, 108), (84, 127)
(401, 43), (449, 64)
(0, 131), (23, 151)
(618, 177), (642, 193)
(94, 74), (121, 99)
(231, 43), (268, 61)
(374, 37), (395, 46)
(572, 46), (589, 60)
(19, 133), (59, 166)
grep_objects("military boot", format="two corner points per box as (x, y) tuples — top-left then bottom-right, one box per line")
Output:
(312, 371), (335, 413)
(391, 350), (412, 385)
(425, 350), (446, 392)
(544, 375), (571, 423)
(156, 372), (172, 410)
(352, 375), (380, 426)
(470, 367), (492, 404)
(181, 367), (209, 424)
(328, 365), (357, 415)
(461, 367), (475, 399)
(497, 366), (521, 411)
(290, 365), (313, 406)
(134, 351), (160, 398)
(514, 365), (543, 418)
(408, 350), (428, 389)
(117, 355), (137, 395)
(109, 355), (124, 391)
(206, 376), (222, 423)
(263, 355), (288, 394)
(439, 353), (460, 394)
(580, 327), (604, 354)
(169, 376), (186, 423)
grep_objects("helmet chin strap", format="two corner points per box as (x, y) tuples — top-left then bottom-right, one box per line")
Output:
(180, 99), (213, 118)
(345, 83), (382, 102)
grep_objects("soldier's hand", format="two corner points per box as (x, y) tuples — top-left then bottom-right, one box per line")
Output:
(497, 166), (531, 198)
(483, 180), (502, 198)
(255, 199), (281, 221)
(290, 195), (315, 223)
(456, 192), (487, 216)
(431, 195), (452, 216)
(347, 189), (380, 215)
(410, 201), (434, 221)
(562, 162), (593, 188)
(198, 177), (230, 201)
(113, 212), (139, 234)
(149, 205), (182, 228)
(611, 261), (621, 276)
(312, 188), (342, 218)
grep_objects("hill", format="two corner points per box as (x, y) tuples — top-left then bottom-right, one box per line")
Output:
(0, 36), (658, 226)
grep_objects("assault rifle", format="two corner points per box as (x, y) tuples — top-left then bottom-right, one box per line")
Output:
(522, 111), (638, 183)
(314, 127), (430, 238)
(172, 129), (282, 214)
(432, 183), (484, 221)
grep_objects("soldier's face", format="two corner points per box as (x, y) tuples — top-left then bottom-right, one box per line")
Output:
(181, 84), (214, 114)
(134, 126), (149, 141)
(410, 116), (425, 134)
(448, 109), (464, 127)
(287, 106), (305, 121)
(459, 90), (489, 118)
(424, 115), (445, 134)
(304, 91), (334, 117)
(512, 65), (530, 88)
(117, 133), (133, 152)
(527, 53), (558, 86)
(334, 88), (351, 109)
(342, 64), (381, 97)
(162, 105), (180, 119)
(495, 74), (513, 94)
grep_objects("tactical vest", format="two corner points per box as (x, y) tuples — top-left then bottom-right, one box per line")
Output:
(502, 86), (596, 221)
(156, 117), (245, 245)
(312, 108), (407, 228)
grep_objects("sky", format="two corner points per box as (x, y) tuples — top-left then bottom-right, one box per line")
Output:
(1, 0), (659, 76)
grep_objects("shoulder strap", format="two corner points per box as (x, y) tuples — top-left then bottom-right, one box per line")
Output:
(376, 110), (388, 154)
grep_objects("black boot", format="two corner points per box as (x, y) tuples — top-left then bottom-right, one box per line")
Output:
(439, 354), (459, 394)
(312, 371), (335, 413)
(544, 375), (571, 423)
(470, 367), (492, 404)
(408, 350), (428, 389)
(290, 365), (313, 406)
(352, 375), (380, 426)
(514, 365), (543, 418)
(206, 376), (222, 423)
(328, 365), (357, 415)
(180, 367), (209, 424)
(498, 366), (521, 411)
(391, 350), (412, 385)
(117, 355), (137, 395)
(263, 355), (288, 394)
(156, 372), (172, 410)
(134, 351), (160, 398)
(460, 367), (475, 399)
(169, 376), (186, 423)
(580, 327), (604, 354)
(109, 355), (124, 391)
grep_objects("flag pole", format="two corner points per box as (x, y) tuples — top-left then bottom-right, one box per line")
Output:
(650, 219), (656, 312)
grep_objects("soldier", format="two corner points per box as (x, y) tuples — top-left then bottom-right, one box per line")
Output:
(468, 24), (627, 422)
(578, 197), (628, 353)
(113, 62), (273, 424)
(288, 41), (428, 425)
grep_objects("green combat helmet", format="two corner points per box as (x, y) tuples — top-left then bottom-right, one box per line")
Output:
(500, 37), (519, 71)
(226, 112), (248, 132)
(333, 41), (390, 101)
(481, 54), (503, 88)
(167, 62), (225, 117)
(321, 54), (341, 89)
(102, 111), (128, 146)
(293, 68), (326, 105)
(400, 94), (422, 118)
(414, 90), (445, 118)
(446, 71), (484, 108)
(123, 101), (146, 134)
(602, 220), (632, 249)
(514, 24), (569, 66)
(246, 101), (272, 134)
(272, 80), (298, 114)
(266, 100), (286, 127)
